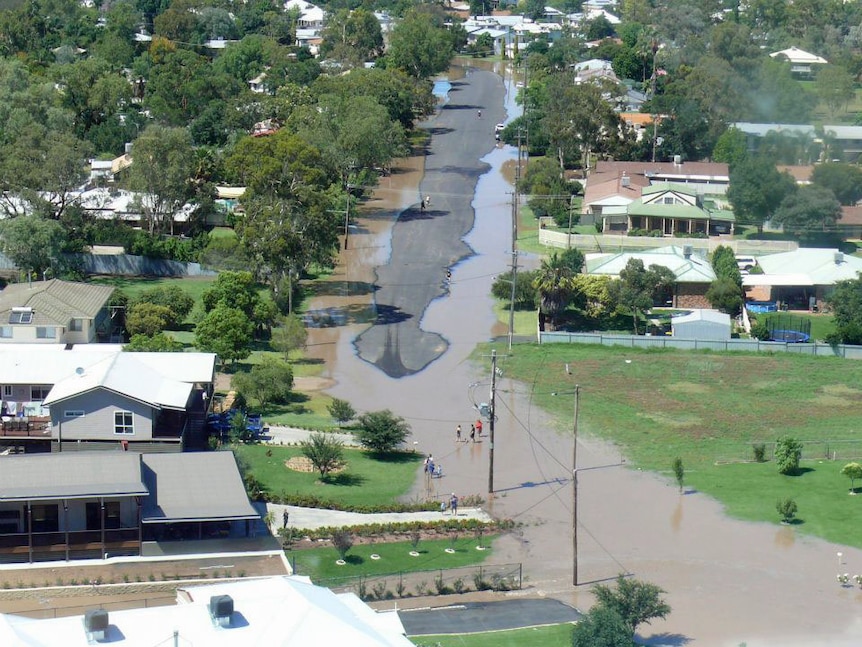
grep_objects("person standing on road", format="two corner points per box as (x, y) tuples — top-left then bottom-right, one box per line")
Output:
(476, 419), (483, 436)
(456, 424), (462, 442)
(470, 424), (476, 443)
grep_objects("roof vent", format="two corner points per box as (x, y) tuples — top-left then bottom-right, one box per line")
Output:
(835, 252), (844, 264)
(84, 609), (109, 642)
(209, 594), (234, 628)
(621, 173), (630, 187)
(683, 245), (693, 259)
(124, 142), (132, 155)
(673, 154), (682, 165)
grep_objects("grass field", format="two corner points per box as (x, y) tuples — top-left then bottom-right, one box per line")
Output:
(491, 342), (862, 547)
(492, 301), (536, 337)
(756, 311), (835, 341)
(234, 444), (424, 507)
(412, 624), (573, 647)
(290, 536), (497, 582)
(90, 276), (217, 313)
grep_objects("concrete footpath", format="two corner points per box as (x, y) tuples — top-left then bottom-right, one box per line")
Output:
(262, 425), (360, 447)
(266, 504), (492, 531)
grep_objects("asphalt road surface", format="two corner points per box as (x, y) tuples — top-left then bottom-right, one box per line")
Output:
(399, 599), (581, 636)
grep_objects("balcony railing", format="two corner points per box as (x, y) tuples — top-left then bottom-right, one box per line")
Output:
(0, 529), (139, 555)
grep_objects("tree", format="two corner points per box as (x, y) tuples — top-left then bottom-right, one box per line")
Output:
(811, 163), (862, 206)
(491, 269), (538, 310)
(126, 302), (173, 337)
(300, 432), (344, 479)
(727, 158), (797, 233)
(712, 127), (748, 168)
(355, 410), (411, 453)
(776, 497), (798, 523)
(825, 277), (862, 345)
(272, 314), (308, 359)
(775, 436), (803, 475)
(331, 529), (354, 560)
(816, 65), (855, 118)
(772, 185), (842, 239)
(194, 306), (254, 364)
(571, 605), (633, 647)
(386, 10), (454, 79)
(706, 278), (743, 316)
(231, 357), (293, 407)
(328, 398), (356, 426)
(842, 462), (862, 493)
(606, 259), (675, 335)
(672, 457), (684, 493)
(202, 271), (261, 319)
(126, 125), (196, 235)
(533, 253), (574, 331)
(124, 332), (184, 352)
(319, 9), (384, 66)
(592, 575), (671, 635)
(0, 215), (65, 277)
(132, 285), (195, 328)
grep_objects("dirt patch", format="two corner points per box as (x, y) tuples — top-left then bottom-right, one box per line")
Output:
(285, 456), (344, 474)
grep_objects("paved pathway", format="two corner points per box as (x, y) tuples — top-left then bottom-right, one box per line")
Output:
(265, 504), (492, 531)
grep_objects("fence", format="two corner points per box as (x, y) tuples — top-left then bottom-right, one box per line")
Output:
(69, 253), (216, 277)
(291, 562), (522, 602)
(714, 439), (862, 465)
(538, 331), (862, 360)
(537, 230), (798, 255)
(10, 593), (176, 620)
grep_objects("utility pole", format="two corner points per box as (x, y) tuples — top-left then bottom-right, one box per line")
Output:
(571, 384), (580, 587)
(343, 186), (351, 250)
(507, 247), (518, 351)
(488, 349), (497, 495)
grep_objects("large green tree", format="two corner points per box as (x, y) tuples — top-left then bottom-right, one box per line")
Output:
(727, 158), (797, 233)
(811, 163), (862, 206)
(607, 259), (675, 335)
(194, 305), (254, 364)
(0, 215), (65, 277)
(232, 357), (293, 407)
(772, 185), (841, 239)
(825, 277), (862, 345)
(355, 410), (411, 453)
(386, 10), (454, 79)
(319, 9), (384, 67)
(533, 253), (575, 330)
(592, 575), (671, 636)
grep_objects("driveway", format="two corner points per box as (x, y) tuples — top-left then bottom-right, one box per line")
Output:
(400, 598), (580, 636)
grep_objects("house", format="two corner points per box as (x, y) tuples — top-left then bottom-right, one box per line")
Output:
(0, 346), (215, 453)
(0, 280), (117, 345)
(0, 575), (413, 645)
(626, 183), (735, 236)
(581, 161), (731, 231)
(585, 245), (716, 308)
(248, 71), (268, 94)
(76, 187), (199, 234)
(573, 58), (620, 85)
(286, 0), (325, 29)
(0, 450), (260, 564)
(769, 46), (827, 76)
(671, 309), (731, 341)
(732, 123), (862, 162)
(743, 248), (862, 311)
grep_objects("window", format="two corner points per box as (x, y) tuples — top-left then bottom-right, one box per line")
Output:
(114, 411), (134, 435)
(69, 319), (83, 332)
(2, 386), (11, 398)
(64, 410), (85, 418)
(663, 196), (676, 204)
(0, 327), (11, 338)
(30, 386), (50, 401)
(86, 502), (121, 530)
(36, 327), (55, 339)
(9, 310), (32, 324)
(30, 504), (59, 533)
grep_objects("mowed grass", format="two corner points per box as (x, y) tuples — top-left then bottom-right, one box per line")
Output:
(412, 624), (574, 647)
(492, 342), (862, 546)
(90, 276), (216, 312)
(234, 444), (423, 507)
(291, 536), (498, 582)
(755, 311), (835, 341)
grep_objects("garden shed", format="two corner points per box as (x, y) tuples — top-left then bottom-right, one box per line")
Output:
(671, 309), (731, 341)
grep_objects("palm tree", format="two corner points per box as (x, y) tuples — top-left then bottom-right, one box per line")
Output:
(533, 253), (574, 331)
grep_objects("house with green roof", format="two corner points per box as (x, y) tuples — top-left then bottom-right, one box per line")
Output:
(627, 183), (735, 236)
(586, 245), (716, 308)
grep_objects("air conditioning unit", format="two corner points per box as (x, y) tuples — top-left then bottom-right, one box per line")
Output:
(84, 609), (109, 641)
(209, 595), (234, 628)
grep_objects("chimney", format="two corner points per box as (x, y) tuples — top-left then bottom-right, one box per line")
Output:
(683, 245), (693, 259)
(835, 252), (844, 265)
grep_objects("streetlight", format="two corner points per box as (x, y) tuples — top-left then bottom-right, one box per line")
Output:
(552, 383), (580, 586)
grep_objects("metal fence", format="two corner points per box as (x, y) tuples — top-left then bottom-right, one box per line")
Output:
(538, 331), (862, 360)
(291, 561), (522, 602)
(714, 440), (862, 465)
(70, 253), (216, 277)
(9, 593), (176, 620)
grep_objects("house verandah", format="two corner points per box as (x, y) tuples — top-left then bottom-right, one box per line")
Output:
(0, 452), (260, 564)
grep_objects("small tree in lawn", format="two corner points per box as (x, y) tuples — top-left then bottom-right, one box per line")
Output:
(332, 530), (353, 561)
(842, 462), (862, 493)
(572, 605), (633, 647)
(356, 410), (411, 453)
(592, 575), (671, 636)
(328, 398), (356, 427)
(775, 436), (803, 475)
(671, 457), (684, 493)
(776, 497), (798, 523)
(300, 432), (344, 480)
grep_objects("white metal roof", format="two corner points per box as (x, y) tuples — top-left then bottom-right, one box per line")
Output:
(672, 309), (731, 326)
(586, 245), (716, 283)
(747, 248), (862, 286)
(0, 576), (413, 646)
(769, 46), (827, 65)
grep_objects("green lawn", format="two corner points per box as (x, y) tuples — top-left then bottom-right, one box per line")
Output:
(412, 624), (574, 647)
(90, 276), (216, 313)
(290, 536), (498, 582)
(492, 301), (537, 337)
(234, 444), (423, 506)
(491, 342), (862, 547)
(516, 203), (544, 255)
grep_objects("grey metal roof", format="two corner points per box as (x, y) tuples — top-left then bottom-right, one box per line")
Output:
(141, 452), (258, 523)
(0, 280), (114, 327)
(0, 453), (147, 501)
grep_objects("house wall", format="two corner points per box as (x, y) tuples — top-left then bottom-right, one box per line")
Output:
(675, 283), (710, 309)
(673, 320), (731, 341)
(0, 325), (64, 344)
(0, 498), (137, 533)
(51, 391), (154, 443)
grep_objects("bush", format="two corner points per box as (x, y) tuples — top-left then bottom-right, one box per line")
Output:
(332, 530), (354, 560)
(776, 497), (798, 523)
(231, 358), (293, 407)
(327, 398), (356, 426)
(751, 321), (770, 340)
(491, 270), (538, 310)
(775, 436), (803, 475)
(753, 443), (767, 463)
(356, 410), (411, 453)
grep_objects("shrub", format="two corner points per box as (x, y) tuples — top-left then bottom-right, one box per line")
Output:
(327, 398), (356, 426)
(753, 443), (767, 463)
(776, 497), (798, 523)
(300, 432), (345, 479)
(371, 580), (388, 600)
(775, 437), (803, 475)
(356, 410), (411, 453)
(332, 530), (354, 560)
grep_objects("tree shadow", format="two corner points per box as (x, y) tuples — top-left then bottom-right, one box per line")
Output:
(785, 467), (814, 476)
(638, 632), (692, 646)
(442, 103), (482, 111)
(374, 304), (412, 325)
(291, 357), (324, 366)
(344, 554), (364, 565)
(783, 518), (805, 525)
(324, 472), (366, 486)
(307, 281), (379, 297)
(399, 208), (448, 222)
(426, 127), (455, 136)
(363, 451), (424, 464)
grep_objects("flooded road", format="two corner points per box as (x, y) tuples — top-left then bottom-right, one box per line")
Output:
(301, 63), (862, 646)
